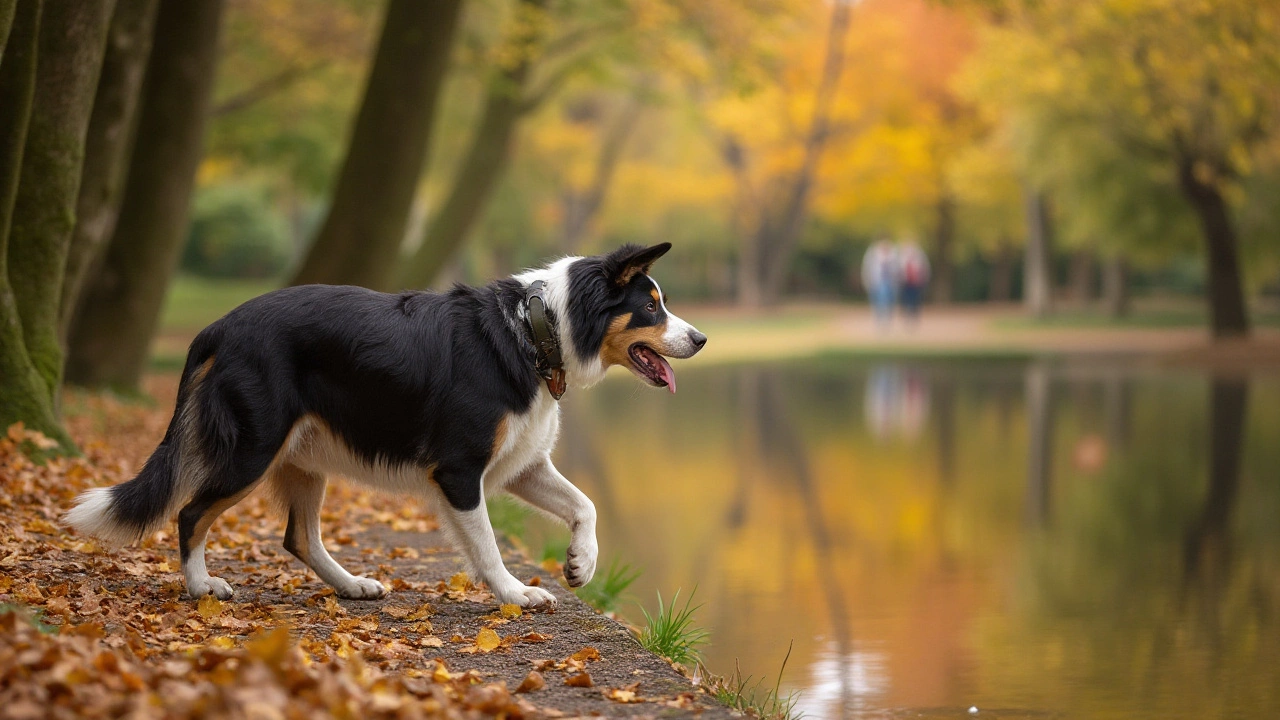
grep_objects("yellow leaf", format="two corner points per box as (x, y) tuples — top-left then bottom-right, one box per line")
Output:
(499, 603), (522, 619)
(432, 661), (456, 683)
(210, 636), (236, 649)
(197, 594), (223, 619)
(246, 625), (292, 666)
(448, 572), (469, 592)
(475, 627), (501, 652)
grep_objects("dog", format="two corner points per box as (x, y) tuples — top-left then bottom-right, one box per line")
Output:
(65, 243), (705, 607)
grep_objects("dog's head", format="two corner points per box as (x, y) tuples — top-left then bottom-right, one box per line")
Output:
(557, 243), (706, 392)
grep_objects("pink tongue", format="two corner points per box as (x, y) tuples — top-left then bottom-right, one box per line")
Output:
(654, 354), (677, 394)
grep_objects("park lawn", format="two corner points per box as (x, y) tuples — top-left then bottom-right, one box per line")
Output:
(160, 275), (281, 333)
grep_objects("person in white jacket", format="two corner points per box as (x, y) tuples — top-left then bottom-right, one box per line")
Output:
(862, 239), (900, 327)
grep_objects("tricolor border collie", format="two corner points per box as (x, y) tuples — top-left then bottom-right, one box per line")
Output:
(65, 243), (704, 608)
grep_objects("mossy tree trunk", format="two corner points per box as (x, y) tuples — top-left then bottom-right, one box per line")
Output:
(1022, 187), (1054, 319)
(1, 0), (18, 61)
(290, 0), (464, 290)
(0, 0), (114, 452)
(66, 0), (223, 391)
(58, 0), (158, 342)
(0, 0), (67, 447)
(8, 0), (115, 399)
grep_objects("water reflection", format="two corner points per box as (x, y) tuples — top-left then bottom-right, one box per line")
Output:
(550, 359), (1280, 720)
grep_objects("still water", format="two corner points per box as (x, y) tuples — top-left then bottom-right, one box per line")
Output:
(550, 357), (1280, 720)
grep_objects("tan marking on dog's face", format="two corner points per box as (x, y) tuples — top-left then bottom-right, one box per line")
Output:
(600, 313), (672, 369)
(490, 415), (509, 462)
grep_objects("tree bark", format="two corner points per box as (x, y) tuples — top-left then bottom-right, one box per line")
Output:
(1176, 159), (1249, 338)
(0, 0), (17, 62)
(290, 0), (464, 290)
(400, 0), (547, 290)
(560, 97), (641, 254)
(931, 192), (955, 304)
(1022, 186), (1053, 318)
(1102, 254), (1128, 318)
(65, 0), (223, 390)
(988, 239), (1015, 302)
(58, 0), (157, 342)
(0, 0), (71, 448)
(7, 0), (114, 404)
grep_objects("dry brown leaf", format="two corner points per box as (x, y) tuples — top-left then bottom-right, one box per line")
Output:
(569, 646), (601, 662)
(564, 671), (594, 688)
(515, 670), (546, 693)
(522, 632), (552, 643)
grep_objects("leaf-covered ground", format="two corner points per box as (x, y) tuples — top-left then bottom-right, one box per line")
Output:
(1, 376), (734, 718)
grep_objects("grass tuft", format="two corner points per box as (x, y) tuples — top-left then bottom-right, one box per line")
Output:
(704, 640), (803, 720)
(575, 560), (640, 613)
(638, 588), (708, 665)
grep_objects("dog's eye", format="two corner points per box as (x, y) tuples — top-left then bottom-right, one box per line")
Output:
(646, 301), (657, 313)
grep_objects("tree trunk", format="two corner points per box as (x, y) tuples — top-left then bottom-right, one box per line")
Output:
(754, 0), (852, 306)
(932, 192), (955, 304)
(988, 239), (1014, 302)
(1102, 255), (1128, 318)
(58, 0), (158, 342)
(1176, 159), (1249, 338)
(400, 0), (547, 290)
(560, 99), (642, 255)
(0, 0), (17, 61)
(1022, 186), (1053, 318)
(7, 0), (114, 404)
(1068, 249), (1094, 305)
(65, 0), (223, 390)
(0, 0), (71, 448)
(289, 0), (464, 290)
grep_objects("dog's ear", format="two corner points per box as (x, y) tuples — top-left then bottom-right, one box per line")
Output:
(603, 243), (671, 286)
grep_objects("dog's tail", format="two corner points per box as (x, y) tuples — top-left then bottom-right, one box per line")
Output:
(64, 343), (220, 547)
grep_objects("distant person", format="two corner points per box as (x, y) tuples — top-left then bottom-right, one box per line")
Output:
(897, 241), (930, 323)
(862, 240), (899, 327)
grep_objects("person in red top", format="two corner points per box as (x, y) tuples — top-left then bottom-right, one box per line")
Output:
(896, 241), (931, 323)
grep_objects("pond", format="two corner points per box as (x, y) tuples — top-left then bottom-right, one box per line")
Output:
(547, 356), (1280, 720)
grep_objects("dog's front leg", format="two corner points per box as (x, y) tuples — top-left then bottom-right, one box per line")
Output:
(508, 456), (598, 588)
(435, 482), (558, 608)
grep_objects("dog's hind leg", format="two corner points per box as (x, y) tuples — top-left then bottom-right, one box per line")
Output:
(507, 456), (598, 588)
(275, 464), (387, 599)
(179, 482), (262, 600)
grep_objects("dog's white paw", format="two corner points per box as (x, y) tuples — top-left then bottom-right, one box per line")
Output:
(494, 582), (557, 608)
(564, 539), (597, 588)
(188, 576), (234, 600)
(335, 576), (388, 600)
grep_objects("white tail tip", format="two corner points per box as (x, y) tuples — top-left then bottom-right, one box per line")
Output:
(63, 487), (133, 548)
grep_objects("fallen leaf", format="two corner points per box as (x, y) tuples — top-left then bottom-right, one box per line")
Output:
(604, 687), (643, 703)
(196, 594), (223, 620)
(419, 636), (444, 648)
(522, 632), (552, 643)
(475, 628), (501, 652)
(564, 671), (594, 688)
(515, 670), (546, 693)
(499, 603), (522, 619)
(569, 646), (601, 662)
(448, 572), (469, 592)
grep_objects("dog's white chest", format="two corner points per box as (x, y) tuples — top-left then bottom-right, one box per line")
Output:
(484, 393), (560, 492)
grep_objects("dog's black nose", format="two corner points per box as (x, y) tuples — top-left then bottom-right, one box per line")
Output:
(689, 330), (707, 349)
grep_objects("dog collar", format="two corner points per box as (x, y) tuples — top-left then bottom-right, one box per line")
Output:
(524, 280), (567, 400)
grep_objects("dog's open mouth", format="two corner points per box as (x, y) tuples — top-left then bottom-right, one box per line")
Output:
(628, 343), (677, 394)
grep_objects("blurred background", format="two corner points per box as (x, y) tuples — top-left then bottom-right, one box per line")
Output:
(3, 0), (1279, 717)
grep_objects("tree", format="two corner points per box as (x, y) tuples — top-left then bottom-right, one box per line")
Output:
(398, 0), (550, 289)
(0, 0), (115, 449)
(289, 0), (464, 290)
(961, 0), (1280, 337)
(58, 0), (158, 342)
(66, 0), (225, 390)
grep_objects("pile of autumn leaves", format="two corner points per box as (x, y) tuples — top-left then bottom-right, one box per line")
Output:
(0, 421), (544, 719)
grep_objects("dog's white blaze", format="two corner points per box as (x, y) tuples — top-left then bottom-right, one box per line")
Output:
(649, 276), (700, 356)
